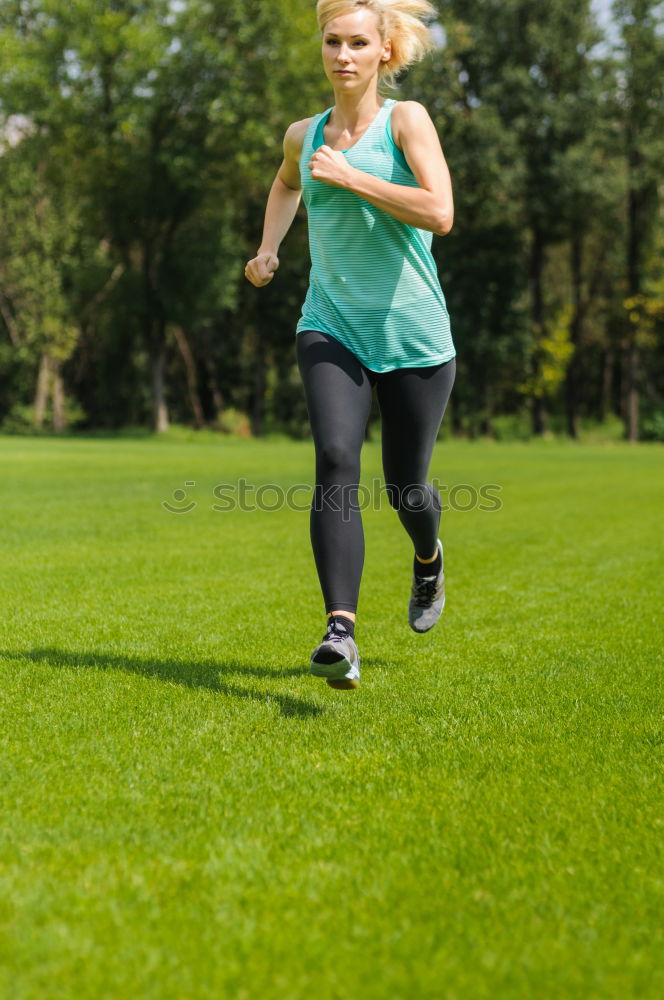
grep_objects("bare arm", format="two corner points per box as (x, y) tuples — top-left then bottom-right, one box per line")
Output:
(245, 119), (309, 287)
(308, 102), (454, 236)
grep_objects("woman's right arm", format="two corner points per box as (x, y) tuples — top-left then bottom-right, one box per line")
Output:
(244, 118), (311, 287)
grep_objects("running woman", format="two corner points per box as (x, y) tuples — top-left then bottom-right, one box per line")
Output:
(245, 0), (456, 690)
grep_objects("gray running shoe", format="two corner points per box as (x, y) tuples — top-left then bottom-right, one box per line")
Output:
(309, 618), (360, 690)
(408, 538), (445, 633)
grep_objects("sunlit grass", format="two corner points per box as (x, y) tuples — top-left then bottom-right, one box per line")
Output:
(1, 434), (662, 999)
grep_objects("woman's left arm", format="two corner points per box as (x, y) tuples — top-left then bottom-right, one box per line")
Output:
(308, 101), (454, 236)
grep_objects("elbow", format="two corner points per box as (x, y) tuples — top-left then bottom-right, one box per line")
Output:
(433, 210), (453, 237)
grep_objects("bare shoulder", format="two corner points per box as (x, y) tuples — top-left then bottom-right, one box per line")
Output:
(391, 101), (437, 146)
(278, 118), (313, 191)
(284, 117), (314, 161)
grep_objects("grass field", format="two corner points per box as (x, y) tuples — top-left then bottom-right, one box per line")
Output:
(1, 432), (662, 1000)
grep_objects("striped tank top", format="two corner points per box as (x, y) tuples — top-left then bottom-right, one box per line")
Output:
(296, 98), (455, 372)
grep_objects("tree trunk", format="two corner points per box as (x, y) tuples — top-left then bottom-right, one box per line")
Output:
(0, 293), (20, 346)
(449, 395), (463, 437)
(52, 361), (66, 433)
(625, 342), (639, 443)
(531, 396), (547, 436)
(150, 341), (169, 432)
(34, 353), (51, 428)
(529, 225), (548, 435)
(172, 325), (205, 428)
(141, 237), (169, 433)
(565, 234), (583, 440)
(251, 334), (265, 437)
(204, 356), (224, 426)
(624, 144), (642, 442)
(599, 347), (614, 423)
(479, 396), (493, 437)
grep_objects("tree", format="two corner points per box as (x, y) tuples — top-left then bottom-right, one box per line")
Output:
(612, 0), (664, 440)
(1, 0), (325, 431)
(0, 135), (82, 431)
(409, 1), (609, 435)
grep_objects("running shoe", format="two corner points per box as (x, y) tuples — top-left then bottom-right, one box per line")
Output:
(408, 538), (445, 633)
(309, 618), (360, 690)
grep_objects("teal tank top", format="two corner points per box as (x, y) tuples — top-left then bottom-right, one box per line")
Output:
(296, 98), (455, 372)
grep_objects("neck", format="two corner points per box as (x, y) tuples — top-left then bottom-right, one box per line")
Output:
(331, 80), (384, 129)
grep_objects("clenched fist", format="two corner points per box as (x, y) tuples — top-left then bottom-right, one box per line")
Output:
(245, 252), (279, 287)
(308, 145), (354, 188)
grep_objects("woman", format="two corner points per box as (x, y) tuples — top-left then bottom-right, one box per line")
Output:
(245, 0), (456, 690)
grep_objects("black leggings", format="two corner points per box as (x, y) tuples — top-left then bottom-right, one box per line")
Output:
(296, 329), (456, 614)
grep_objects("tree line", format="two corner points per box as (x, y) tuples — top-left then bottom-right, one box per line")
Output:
(0, 0), (662, 440)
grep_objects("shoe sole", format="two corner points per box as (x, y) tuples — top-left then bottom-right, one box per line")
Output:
(310, 652), (360, 689)
(326, 677), (360, 690)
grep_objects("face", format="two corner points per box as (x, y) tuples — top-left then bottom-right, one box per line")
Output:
(322, 8), (392, 90)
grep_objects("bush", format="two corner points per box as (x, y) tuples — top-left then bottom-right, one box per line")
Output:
(641, 410), (664, 442)
(491, 412), (532, 441)
(219, 407), (252, 437)
(1, 404), (41, 435)
(1, 398), (87, 435)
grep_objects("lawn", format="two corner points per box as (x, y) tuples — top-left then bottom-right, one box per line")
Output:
(0, 433), (662, 999)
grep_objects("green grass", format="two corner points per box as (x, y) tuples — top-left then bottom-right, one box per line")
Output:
(1, 434), (662, 1000)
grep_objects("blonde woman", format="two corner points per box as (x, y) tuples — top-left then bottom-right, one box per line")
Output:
(245, 0), (455, 690)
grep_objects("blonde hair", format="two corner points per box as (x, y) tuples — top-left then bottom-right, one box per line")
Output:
(316, 0), (436, 85)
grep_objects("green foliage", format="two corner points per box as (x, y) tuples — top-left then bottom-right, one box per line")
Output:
(0, 145), (81, 358)
(218, 406), (252, 437)
(519, 306), (575, 399)
(641, 410), (664, 441)
(1, 396), (86, 435)
(0, 0), (662, 436)
(488, 411), (533, 442)
(0, 403), (44, 435)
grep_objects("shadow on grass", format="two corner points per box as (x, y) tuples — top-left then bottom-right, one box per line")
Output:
(2, 647), (326, 719)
